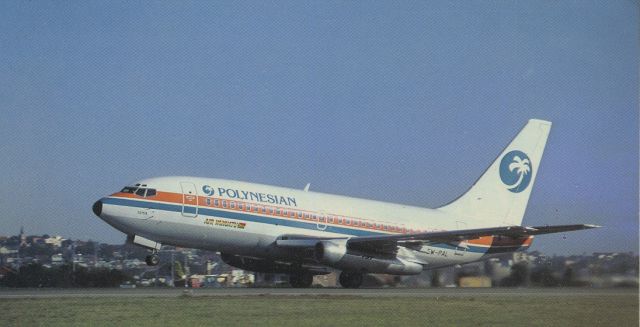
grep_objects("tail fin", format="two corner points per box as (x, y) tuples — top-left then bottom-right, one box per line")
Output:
(438, 119), (552, 227)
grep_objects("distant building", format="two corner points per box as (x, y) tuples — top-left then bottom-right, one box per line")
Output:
(19, 226), (26, 247)
(51, 253), (64, 265)
(313, 272), (337, 287)
(44, 236), (66, 248)
(0, 246), (17, 255)
(512, 251), (532, 264)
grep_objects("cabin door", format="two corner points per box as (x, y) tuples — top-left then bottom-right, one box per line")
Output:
(180, 182), (198, 217)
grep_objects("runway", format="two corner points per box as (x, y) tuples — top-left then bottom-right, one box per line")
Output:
(0, 287), (636, 299)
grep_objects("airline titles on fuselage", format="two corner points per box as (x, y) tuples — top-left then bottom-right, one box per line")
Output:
(202, 185), (298, 207)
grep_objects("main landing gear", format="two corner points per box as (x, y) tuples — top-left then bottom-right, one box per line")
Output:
(289, 273), (314, 288)
(339, 271), (364, 288)
(145, 252), (159, 266)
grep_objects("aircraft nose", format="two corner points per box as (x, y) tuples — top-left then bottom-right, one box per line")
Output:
(92, 200), (103, 216)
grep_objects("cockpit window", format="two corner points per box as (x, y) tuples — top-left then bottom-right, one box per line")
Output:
(121, 187), (137, 194)
(122, 186), (157, 197)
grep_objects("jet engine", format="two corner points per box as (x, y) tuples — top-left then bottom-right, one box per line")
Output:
(314, 240), (423, 275)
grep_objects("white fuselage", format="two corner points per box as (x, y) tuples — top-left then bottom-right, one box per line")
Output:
(96, 176), (530, 272)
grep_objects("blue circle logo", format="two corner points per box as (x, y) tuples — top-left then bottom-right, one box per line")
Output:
(202, 185), (215, 196)
(499, 150), (533, 193)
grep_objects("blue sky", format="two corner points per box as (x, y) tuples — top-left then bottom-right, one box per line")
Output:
(0, 1), (637, 255)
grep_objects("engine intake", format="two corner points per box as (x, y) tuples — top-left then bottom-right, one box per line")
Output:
(314, 240), (347, 264)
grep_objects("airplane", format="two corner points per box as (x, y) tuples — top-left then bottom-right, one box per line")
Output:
(92, 119), (599, 288)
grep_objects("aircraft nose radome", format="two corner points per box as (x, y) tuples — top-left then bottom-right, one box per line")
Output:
(92, 200), (102, 216)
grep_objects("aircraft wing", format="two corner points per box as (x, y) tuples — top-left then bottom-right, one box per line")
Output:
(276, 224), (600, 254)
(349, 224), (600, 244)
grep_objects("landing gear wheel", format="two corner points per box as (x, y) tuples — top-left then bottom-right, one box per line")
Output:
(339, 271), (363, 288)
(145, 254), (159, 266)
(289, 273), (313, 288)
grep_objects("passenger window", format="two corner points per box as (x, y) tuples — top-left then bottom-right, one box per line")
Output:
(206, 198), (211, 206)
(239, 203), (244, 210)
(254, 206), (259, 213)
(276, 208), (281, 215)
(214, 199), (219, 207)
(354, 220), (359, 227)
(283, 209), (287, 216)
(135, 188), (146, 197)
(345, 218), (350, 225)
(146, 189), (157, 197)
(268, 208), (274, 214)
(246, 204), (251, 211)
(230, 202), (236, 209)
(304, 213), (309, 219)
(222, 200), (227, 208)
(328, 216), (334, 223)
(337, 217), (343, 224)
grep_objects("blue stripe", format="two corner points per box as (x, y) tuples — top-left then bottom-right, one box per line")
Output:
(102, 197), (497, 254)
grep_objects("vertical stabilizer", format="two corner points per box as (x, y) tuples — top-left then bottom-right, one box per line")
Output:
(438, 119), (552, 227)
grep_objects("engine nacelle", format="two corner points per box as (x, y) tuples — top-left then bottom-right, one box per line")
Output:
(314, 240), (423, 275)
(314, 240), (348, 264)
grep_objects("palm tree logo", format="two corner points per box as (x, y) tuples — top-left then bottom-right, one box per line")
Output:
(202, 185), (215, 196)
(499, 150), (533, 193)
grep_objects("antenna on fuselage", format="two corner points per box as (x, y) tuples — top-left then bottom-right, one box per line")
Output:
(303, 183), (310, 192)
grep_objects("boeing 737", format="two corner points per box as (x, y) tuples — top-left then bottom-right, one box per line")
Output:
(92, 119), (599, 288)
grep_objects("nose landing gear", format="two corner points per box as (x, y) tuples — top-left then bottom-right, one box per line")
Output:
(145, 252), (159, 266)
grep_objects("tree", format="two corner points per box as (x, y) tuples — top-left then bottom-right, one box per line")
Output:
(430, 270), (441, 287)
(530, 266), (558, 287)
(501, 262), (529, 287)
(174, 261), (185, 279)
(562, 265), (574, 286)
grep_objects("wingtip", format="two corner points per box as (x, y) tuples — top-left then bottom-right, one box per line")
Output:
(585, 224), (602, 229)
